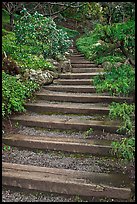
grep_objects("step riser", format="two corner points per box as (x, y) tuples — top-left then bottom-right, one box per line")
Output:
(72, 64), (99, 68)
(70, 55), (84, 57)
(12, 119), (118, 133)
(2, 173), (131, 199)
(71, 61), (94, 64)
(53, 80), (93, 85)
(36, 94), (133, 104)
(25, 105), (109, 115)
(70, 57), (86, 60)
(3, 162), (132, 199)
(72, 68), (103, 73)
(45, 87), (96, 93)
(3, 138), (111, 156)
(60, 74), (101, 79)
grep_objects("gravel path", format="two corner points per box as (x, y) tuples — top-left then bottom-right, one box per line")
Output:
(2, 146), (135, 178)
(2, 187), (79, 202)
(16, 125), (126, 141)
(3, 186), (131, 202)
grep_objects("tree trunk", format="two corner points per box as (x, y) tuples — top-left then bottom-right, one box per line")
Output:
(10, 14), (14, 31)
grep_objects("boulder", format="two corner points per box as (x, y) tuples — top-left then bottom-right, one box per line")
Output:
(22, 69), (53, 85)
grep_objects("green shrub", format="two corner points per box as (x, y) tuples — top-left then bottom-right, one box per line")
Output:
(109, 102), (135, 135)
(76, 31), (100, 59)
(2, 32), (17, 55)
(93, 64), (135, 96)
(2, 71), (40, 118)
(57, 26), (79, 39)
(94, 20), (135, 62)
(95, 55), (125, 65)
(111, 137), (135, 161)
(76, 20), (135, 65)
(14, 8), (72, 58)
(2, 33), (55, 72)
(2, 9), (10, 29)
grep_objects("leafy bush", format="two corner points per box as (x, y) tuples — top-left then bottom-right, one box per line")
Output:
(109, 102), (135, 135)
(94, 20), (135, 63)
(57, 26), (79, 39)
(2, 33), (55, 72)
(76, 31), (100, 59)
(111, 137), (135, 161)
(76, 20), (135, 66)
(93, 64), (135, 96)
(95, 55), (125, 64)
(14, 8), (72, 58)
(2, 71), (40, 118)
(2, 9), (10, 30)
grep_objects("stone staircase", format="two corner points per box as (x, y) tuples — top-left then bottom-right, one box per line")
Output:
(2, 46), (134, 201)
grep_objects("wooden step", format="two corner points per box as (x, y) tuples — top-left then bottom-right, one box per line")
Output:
(59, 72), (104, 79)
(72, 64), (99, 68)
(25, 101), (109, 115)
(72, 68), (104, 73)
(11, 114), (120, 133)
(36, 91), (133, 104)
(44, 85), (96, 93)
(71, 60), (95, 64)
(70, 54), (85, 57)
(53, 79), (93, 85)
(3, 134), (112, 155)
(2, 162), (131, 199)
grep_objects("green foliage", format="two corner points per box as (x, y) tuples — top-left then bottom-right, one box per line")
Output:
(2, 71), (40, 118)
(2, 33), (55, 72)
(76, 20), (135, 65)
(2, 9), (10, 29)
(3, 144), (11, 152)
(84, 128), (94, 138)
(76, 31), (100, 59)
(111, 137), (135, 161)
(95, 55), (125, 64)
(109, 102), (135, 135)
(94, 64), (135, 97)
(95, 20), (135, 59)
(57, 26), (79, 39)
(101, 2), (135, 24)
(14, 8), (72, 58)
(2, 28), (13, 36)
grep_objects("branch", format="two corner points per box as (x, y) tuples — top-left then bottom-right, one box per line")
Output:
(120, 42), (135, 67)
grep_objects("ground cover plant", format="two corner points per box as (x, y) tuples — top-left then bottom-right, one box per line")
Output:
(2, 71), (40, 118)
(93, 64), (135, 97)
(76, 17), (135, 161)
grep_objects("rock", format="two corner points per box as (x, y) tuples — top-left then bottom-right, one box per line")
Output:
(114, 62), (123, 68)
(102, 61), (112, 70)
(48, 71), (59, 79)
(65, 52), (70, 57)
(16, 74), (21, 79)
(58, 59), (72, 73)
(69, 49), (74, 54)
(23, 69), (54, 85)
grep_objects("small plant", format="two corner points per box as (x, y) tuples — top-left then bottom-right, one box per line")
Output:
(84, 128), (94, 138)
(74, 195), (83, 202)
(3, 144), (11, 151)
(93, 64), (135, 96)
(2, 71), (40, 118)
(111, 137), (135, 161)
(109, 102), (135, 135)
